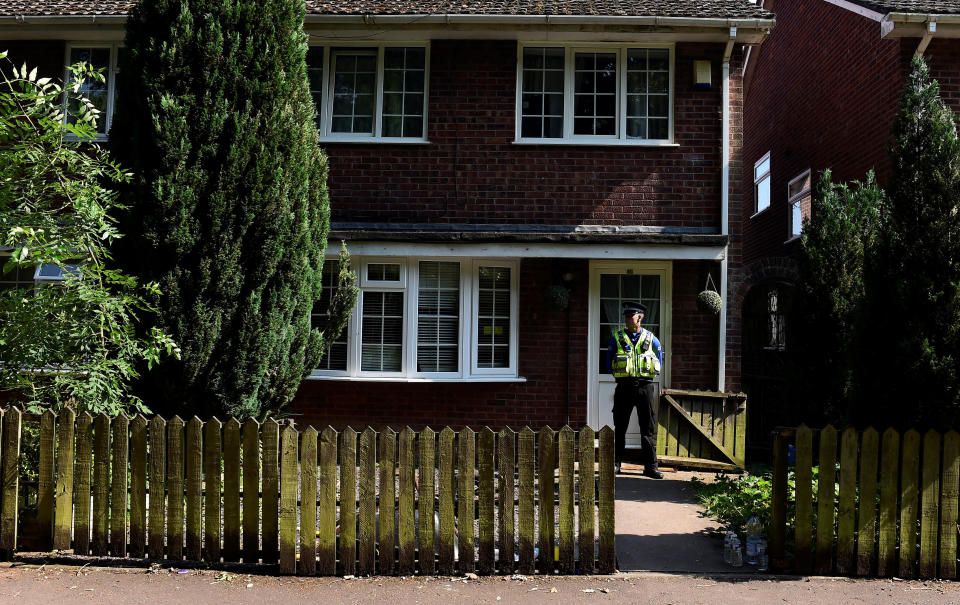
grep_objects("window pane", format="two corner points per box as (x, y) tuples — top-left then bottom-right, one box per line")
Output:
(361, 291), (403, 372)
(573, 52), (617, 136)
(626, 48), (670, 140)
(598, 273), (661, 373)
(477, 266), (511, 369)
(307, 47), (324, 120)
(756, 174), (771, 212)
(313, 259), (349, 371)
(418, 261), (459, 372)
(330, 50), (376, 134)
(67, 46), (111, 134)
(381, 47), (426, 138)
(521, 47), (564, 138)
(367, 263), (400, 282)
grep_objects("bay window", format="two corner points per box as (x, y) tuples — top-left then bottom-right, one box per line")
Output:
(517, 44), (673, 144)
(313, 258), (519, 380)
(306, 44), (429, 141)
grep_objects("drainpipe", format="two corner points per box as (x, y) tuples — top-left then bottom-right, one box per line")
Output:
(718, 28), (736, 393)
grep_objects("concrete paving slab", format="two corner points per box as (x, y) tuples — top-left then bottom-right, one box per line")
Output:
(614, 466), (762, 575)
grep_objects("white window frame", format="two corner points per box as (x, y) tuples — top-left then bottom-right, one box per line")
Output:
(514, 42), (675, 146)
(786, 169), (812, 242)
(63, 43), (121, 139)
(752, 151), (771, 217)
(311, 256), (520, 381)
(309, 43), (430, 143)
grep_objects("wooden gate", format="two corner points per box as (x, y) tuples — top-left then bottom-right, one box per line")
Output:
(656, 389), (747, 471)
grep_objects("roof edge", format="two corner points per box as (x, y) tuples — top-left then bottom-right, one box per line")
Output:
(823, 0), (887, 22)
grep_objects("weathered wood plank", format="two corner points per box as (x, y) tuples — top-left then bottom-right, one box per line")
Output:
(261, 419), (280, 566)
(815, 425), (837, 575)
(204, 418), (222, 563)
(689, 400), (702, 459)
(166, 417), (185, 561)
(397, 427), (416, 575)
(358, 427), (377, 576)
(148, 416), (166, 560)
(318, 426), (337, 576)
(770, 430), (788, 566)
(0, 409), (21, 552)
(497, 428), (516, 575)
(877, 428), (900, 577)
(836, 427), (858, 575)
(733, 399), (747, 468)
(378, 428), (396, 576)
(856, 427), (879, 576)
(477, 427), (495, 575)
(597, 426), (616, 574)
(940, 431), (960, 580)
(438, 427), (456, 575)
(185, 417), (202, 562)
(222, 418), (241, 563)
(656, 398), (668, 455)
(417, 427), (437, 575)
(279, 424), (298, 575)
(578, 427), (595, 575)
(558, 426), (575, 575)
(241, 420), (260, 564)
(655, 456), (740, 472)
(340, 427), (357, 576)
(517, 427), (535, 575)
(129, 415), (148, 558)
(457, 427), (476, 574)
(537, 426), (555, 574)
(73, 412), (93, 555)
(299, 427), (317, 576)
(919, 430), (941, 578)
(110, 414), (130, 557)
(91, 414), (110, 556)
(899, 429), (921, 578)
(667, 404), (678, 456)
(794, 425), (813, 575)
(53, 408), (76, 551)
(38, 410), (56, 549)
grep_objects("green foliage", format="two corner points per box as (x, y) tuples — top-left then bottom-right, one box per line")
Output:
(864, 55), (960, 428)
(0, 52), (178, 416)
(793, 171), (881, 423)
(111, 0), (356, 420)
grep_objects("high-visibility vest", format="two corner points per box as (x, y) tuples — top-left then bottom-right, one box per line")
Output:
(611, 329), (661, 379)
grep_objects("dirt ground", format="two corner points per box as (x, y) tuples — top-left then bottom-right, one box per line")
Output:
(2, 563), (960, 604)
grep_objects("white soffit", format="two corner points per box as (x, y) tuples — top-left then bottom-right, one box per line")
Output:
(325, 241), (726, 261)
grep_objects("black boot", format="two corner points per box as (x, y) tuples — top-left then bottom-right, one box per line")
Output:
(643, 463), (663, 479)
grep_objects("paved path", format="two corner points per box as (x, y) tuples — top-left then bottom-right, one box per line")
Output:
(615, 466), (748, 574)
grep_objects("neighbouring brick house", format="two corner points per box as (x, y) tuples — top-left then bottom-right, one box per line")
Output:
(742, 0), (960, 441)
(1, 1), (773, 447)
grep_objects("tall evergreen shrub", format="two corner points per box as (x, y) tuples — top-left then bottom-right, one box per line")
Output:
(111, 0), (355, 419)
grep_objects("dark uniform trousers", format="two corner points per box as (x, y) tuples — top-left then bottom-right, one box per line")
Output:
(613, 378), (658, 466)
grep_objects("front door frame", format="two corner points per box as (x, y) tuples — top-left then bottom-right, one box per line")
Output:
(587, 259), (673, 432)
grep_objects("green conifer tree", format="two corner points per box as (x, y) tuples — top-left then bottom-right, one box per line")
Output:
(865, 56), (960, 427)
(111, 0), (356, 419)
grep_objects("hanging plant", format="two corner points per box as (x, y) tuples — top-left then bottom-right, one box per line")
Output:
(697, 273), (723, 315)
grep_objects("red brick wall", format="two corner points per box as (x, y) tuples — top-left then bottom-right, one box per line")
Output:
(324, 40), (729, 230)
(742, 0), (905, 266)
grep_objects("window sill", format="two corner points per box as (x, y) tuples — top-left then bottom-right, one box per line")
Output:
(319, 137), (430, 145)
(784, 234), (802, 244)
(306, 374), (526, 383)
(513, 138), (679, 148)
(749, 206), (771, 219)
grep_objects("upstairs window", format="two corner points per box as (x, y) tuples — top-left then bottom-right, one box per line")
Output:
(307, 45), (428, 141)
(517, 45), (673, 144)
(788, 169), (812, 240)
(64, 44), (121, 136)
(754, 152), (771, 215)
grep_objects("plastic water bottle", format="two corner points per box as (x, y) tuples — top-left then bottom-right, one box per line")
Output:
(757, 537), (769, 572)
(730, 536), (743, 567)
(723, 531), (732, 565)
(745, 515), (762, 565)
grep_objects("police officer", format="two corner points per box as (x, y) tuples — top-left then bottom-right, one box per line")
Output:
(607, 301), (664, 478)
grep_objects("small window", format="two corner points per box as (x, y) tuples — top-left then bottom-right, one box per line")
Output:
(754, 152), (771, 215)
(360, 290), (404, 373)
(788, 169), (812, 240)
(313, 259), (349, 372)
(308, 45), (428, 141)
(475, 266), (512, 369)
(363, 261), (403, 286)
(64, 44), (121, 136)
(766, 288), (786, 351)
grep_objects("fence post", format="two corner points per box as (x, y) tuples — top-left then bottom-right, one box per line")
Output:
(815, 425), (838, 575)
(148, 415), (167, 560)
(261, 419), (280, 566)
(497, 427), (516, 575)
(378, 428), (396, 576)
(941, 431), (960, 579)
(73, 412), (92, 556)
(91, 414), (110, 556)
(477, 427), (495, 574)
(558, 426), (575, 575)
(437, 427), (456, 575)
(577, 426), (596, 575)
(166, 416), (185, 561)
(769, 429), (787, 566)
(597, 426), (615, 574)
(38, 410), (56, 550)
(299, 426), (317, 576)
(358, 427), (377, 576)
(241, 419), (260, 564)
(919, 430), (941, 578)
(54, 408), (78, 550)
(517, 427), (535, 574)
(340, 427), (357, 576)
(899, 429), (921, 578)
(318, 426), (338, 575)
(222, 418), (241, 563)
(397, 427), (415, 575)
(537, 426), (556, 574)
(457, 427), (476, 574)
(0, 408), (20, 557)
(129, 415), (148, 558)
(278, 424), (298, 575)
(794, 425), (813, 574)
(204, 418), (222, 563)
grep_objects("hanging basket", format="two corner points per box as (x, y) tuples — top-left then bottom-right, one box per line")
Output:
(546, 284), (571, 310)
(697, 273), (723, 315)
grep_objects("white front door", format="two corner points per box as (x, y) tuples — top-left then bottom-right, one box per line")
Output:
(587, 261), (671, 446)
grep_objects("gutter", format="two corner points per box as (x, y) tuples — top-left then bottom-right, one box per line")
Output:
(718, 27), (736, 392)
(0, 14), (128, 25)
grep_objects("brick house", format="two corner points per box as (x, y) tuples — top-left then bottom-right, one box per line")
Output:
(1, 1), (773, 445)
(741, 0), (960, 437)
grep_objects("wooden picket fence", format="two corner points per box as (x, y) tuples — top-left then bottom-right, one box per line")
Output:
(0, 408), (616, 575)
(769, 425), (959, 579)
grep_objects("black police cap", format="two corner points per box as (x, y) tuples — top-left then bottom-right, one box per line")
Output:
(622, 301), (647, 315)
